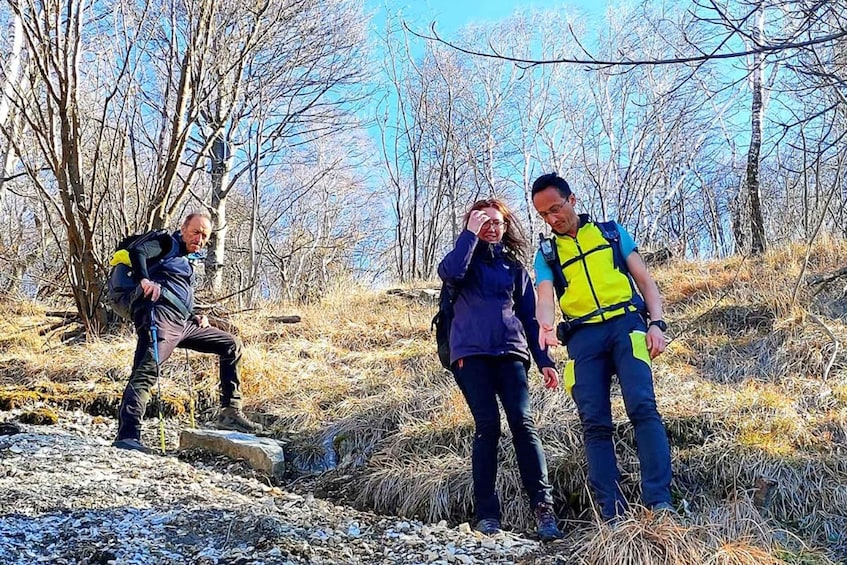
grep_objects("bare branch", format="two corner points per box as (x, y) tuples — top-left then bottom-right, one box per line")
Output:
(403, 20), (847, 68)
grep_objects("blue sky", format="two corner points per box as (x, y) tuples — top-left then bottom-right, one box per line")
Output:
(366, 0), (610, 36)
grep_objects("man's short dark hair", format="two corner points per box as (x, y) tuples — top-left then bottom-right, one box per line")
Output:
(531, 173), (571, 199)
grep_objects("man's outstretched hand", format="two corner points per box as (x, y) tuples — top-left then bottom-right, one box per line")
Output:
(539, 322), (560, 350)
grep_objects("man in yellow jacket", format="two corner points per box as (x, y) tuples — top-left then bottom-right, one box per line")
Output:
(531, 172), (674, 521)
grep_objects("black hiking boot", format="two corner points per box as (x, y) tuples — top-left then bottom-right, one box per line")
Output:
(216, 407), (264, 434)
(112, 438), (158, 455)
(0, 422), (22, 436)
(474, 518), (503, 536)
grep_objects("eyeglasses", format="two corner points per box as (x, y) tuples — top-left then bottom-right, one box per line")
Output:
(537, 200), (569, 220)
(483, 219), (507, 229)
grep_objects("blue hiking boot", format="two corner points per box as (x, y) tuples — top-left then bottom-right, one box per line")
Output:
(112, 438), (158, 455)
(651, 502), (678, 516)
(535, 503), (564, 541)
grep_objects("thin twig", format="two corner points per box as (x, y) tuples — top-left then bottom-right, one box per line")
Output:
(404, 21), (847, 68)
(222, 515), (237, 550)
(211, 282), (259, 304)
(791, 179), (840, 307)
(808, 312), (839, 381)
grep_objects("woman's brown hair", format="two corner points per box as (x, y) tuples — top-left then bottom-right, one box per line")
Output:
(464, 198), (529, 263)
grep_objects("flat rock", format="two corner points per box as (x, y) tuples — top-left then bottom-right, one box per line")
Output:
(179, 428), (285, 480)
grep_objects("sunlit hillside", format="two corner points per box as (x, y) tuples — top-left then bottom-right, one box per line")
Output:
(2, 240), (847, 564)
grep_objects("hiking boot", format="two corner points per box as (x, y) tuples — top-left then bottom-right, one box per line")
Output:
(535, 503), (564, 541)
(216, 407), (263, 434)
(651, 502), (678, 516)
(112, 438), (158, 455)
(474, 518), (502, 536)
(0, 422), (22, 436)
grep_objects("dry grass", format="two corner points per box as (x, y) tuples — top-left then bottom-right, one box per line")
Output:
(2, 244), (847, 563)
(574, 513), (708, 565)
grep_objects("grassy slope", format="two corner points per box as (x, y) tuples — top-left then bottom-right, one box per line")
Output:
(2, 241), (847, 564)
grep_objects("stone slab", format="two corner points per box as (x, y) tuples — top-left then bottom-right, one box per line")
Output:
(179, 428), (285, 480)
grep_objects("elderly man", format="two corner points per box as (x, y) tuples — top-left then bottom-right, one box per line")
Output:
(113, 212), (262, 454)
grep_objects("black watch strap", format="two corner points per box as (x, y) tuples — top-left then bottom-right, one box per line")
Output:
(649, 319), (667, 332)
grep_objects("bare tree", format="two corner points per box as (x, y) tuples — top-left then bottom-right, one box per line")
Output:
(1, 0), (154, 334)
(195, 0), (369, 294)
(742, 2), (768, 255)
(2, 0), (229, 332)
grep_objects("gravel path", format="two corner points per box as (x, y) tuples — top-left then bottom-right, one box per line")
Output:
(0, 411), (554, 564)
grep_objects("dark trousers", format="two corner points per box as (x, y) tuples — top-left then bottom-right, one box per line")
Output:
(566, 312), (672, 519)
(116, 308), (243, 441)
(453, 355), (554, 521)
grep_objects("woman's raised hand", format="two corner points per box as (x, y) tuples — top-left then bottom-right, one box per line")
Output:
(467, 210), (490, 235)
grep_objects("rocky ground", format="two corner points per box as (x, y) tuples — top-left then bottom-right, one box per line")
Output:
(0, 410), (564, 565)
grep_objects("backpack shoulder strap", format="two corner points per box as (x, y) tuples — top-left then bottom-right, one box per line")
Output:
(595, 221), (645, 312)
(538, 233), (567, 300)
(595, 220), (619, 241)
(595, 220), (628, 275)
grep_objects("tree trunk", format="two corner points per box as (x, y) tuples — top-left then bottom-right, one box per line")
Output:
(0, 11), (23, 128)
(745, 4), (767, 256)
(0, 11), (24, 205)
(206, 131), (232, 293)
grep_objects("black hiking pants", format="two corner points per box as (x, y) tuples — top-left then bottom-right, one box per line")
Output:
(116, 307), (243, 441)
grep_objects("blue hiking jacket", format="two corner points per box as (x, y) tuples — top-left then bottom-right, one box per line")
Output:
(437, 229), (555, 371)
(129, 231), (195, 323)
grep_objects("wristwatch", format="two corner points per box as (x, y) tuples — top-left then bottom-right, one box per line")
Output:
(649, 319), (668, 332)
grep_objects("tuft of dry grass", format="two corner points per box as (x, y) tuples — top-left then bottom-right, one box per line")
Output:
(574, 513), (707, 565)
(18, 405), (59, 425)
(352, 453), (474, 522)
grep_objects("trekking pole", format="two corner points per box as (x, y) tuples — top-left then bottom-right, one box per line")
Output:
(185, 349), (196, 429)
(150, 306), (167, 455)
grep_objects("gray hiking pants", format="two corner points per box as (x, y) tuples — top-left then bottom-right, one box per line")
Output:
(116, 309), (243, 441)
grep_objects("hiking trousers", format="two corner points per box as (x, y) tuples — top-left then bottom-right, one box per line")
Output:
(453, 354), (554, 521)
(116, 308), (243, 441)
(565, 311), (672, 519)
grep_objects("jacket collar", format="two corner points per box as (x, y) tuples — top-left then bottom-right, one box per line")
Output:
(474, 241), (506, 262)
(174, 231), (189, 256)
